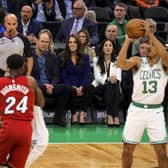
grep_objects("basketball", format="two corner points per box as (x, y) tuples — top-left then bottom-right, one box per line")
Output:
(126, 19), (145, 39)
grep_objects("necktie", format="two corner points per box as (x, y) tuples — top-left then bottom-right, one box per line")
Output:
(71, 20), (78, 35)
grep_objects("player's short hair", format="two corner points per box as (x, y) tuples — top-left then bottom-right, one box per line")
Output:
(7, 54), (24, 69)
(139, 36), (150, 45)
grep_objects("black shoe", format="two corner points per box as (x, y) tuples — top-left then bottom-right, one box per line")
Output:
(54, 117), (66, 127)
(72, 121), (78, 125)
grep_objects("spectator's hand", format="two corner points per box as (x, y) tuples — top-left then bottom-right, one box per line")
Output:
(109, 75), (117, 84)
(44, 83), (54, 95)
(34, 0), (42, 4)
(27, 34), (37, 45)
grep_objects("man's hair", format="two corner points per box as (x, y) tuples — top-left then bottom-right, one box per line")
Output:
(139, 36), (150, 45)
(114, 2), (127, 11)
(7, 54), (24, 69)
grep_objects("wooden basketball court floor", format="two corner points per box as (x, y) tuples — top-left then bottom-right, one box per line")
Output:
(30, 124), (168, 168)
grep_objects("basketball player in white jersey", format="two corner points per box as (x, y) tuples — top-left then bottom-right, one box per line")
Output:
(117, 22), (168, 168)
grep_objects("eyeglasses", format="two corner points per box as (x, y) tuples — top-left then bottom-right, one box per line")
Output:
(73, 7), (83, 10)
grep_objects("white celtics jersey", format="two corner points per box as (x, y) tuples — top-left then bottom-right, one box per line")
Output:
(132, 57), (168, 104)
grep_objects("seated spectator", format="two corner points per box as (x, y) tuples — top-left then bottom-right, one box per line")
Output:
(31, 29), (71, 126)
(17, 5), (43, 47)
(78, 29), (96, 62)
(92, 39), (121, 126)
(59, 34), (91, 124)
(56, 0), (99, 46)
(109, 2), (128, 45)
(0, 7), (5, 34)
(96, 24), (121, 57)
(32, 0), (64, 22)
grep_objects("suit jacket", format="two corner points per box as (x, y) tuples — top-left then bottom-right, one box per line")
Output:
(56, 17), (99, 45)
(17, 19), (43, 37)
(31, 50), (60, 92)
(59, 54), (90, 87)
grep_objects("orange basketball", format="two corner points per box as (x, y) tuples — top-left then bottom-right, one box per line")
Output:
(126, 19), (145, 39)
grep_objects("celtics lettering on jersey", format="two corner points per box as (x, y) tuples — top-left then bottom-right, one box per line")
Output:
(140, 69), (161, 93)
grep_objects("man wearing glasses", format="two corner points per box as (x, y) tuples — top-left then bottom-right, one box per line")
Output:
(56, 0), (99, 46)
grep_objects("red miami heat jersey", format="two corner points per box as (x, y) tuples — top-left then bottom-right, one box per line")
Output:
(0, 76), (34, 121)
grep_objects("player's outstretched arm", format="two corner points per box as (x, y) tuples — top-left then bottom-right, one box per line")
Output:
(145, 22), (168, 68)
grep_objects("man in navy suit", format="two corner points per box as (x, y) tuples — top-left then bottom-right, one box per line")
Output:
(31, 30), (71, 126)
(17, 5), (43, 46)
(56, 0), (99, 46)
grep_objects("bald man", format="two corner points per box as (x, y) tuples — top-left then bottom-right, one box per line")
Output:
(17, 5), (43, 46)
(0, 13), (33, 76)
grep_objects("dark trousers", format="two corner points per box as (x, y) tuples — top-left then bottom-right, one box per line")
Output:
(44, 84), (71, 117)
(68, 86), (92, 115)
(92, 82), (121, 117)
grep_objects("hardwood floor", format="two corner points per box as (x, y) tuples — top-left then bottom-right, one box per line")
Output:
(30, 144), (168, 168)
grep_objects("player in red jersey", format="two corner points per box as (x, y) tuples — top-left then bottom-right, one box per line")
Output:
(0, 54), (44, 168)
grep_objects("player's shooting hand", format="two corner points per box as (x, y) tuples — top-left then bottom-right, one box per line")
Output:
(125, 35), (134, 43)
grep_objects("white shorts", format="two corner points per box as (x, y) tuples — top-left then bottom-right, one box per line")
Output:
(122, 103), (167, 144)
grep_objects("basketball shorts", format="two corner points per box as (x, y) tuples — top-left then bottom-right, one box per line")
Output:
(0, 119), (32, 168)
(122, 103), (167, 144)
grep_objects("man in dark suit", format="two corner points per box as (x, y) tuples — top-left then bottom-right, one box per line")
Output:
(31, 30), (71, 126)
(56, 0), (99, 46)
(17, 5), (43, 46)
